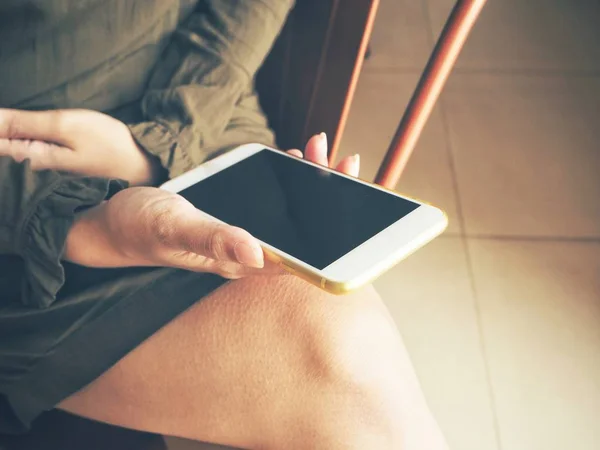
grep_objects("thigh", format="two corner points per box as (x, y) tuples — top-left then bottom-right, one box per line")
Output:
(58, 275), (393, 449)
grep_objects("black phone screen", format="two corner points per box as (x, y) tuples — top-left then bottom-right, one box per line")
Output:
(179, 149), (420, 270)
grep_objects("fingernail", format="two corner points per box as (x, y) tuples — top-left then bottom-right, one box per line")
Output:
(319, 132), (327, 145)
(234, 242), (264, 268)
(353, 154), (360, 166)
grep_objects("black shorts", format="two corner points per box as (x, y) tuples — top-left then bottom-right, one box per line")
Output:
(0, 262), (227, 434)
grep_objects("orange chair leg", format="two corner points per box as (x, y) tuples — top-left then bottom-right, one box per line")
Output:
(375, 0), (488, 189)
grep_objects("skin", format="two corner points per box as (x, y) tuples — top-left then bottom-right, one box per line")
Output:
(0, 108), (449, 449)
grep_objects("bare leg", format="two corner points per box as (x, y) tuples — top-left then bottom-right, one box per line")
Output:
(59, 275), (448, 449)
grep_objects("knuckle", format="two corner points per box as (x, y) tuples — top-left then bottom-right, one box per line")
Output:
(218, 268), (243, 280)
(21, 141), (38, 165)
(204, 224), (228, 260)
(8, 140), (35, 165)
(151, 209), (177, 245)
(3, 111), (21, 139)
(1, 139), (21, 160)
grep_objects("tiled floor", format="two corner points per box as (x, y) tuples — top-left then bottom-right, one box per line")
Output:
(168, 0), (600, 449)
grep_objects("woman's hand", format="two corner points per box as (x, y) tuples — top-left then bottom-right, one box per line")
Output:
(0, 109), (359, 187)
(65, 133), (360, 278)
(288, 132), (360, 177)
(66, 187), (275, 278)
(0, 108), (161, 185)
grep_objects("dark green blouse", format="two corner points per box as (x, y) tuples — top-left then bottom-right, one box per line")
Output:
(0, 0), (292, 308)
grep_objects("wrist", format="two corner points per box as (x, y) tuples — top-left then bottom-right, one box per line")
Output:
(130, 150), (166, 186)
(63, 201), (133, 267)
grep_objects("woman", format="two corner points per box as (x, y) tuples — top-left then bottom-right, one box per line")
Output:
(0, 1), (448, 448)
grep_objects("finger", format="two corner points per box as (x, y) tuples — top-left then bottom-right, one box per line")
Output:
(177, 215), (265, 269)
(0, 109), (72, 146)
(174, 254), (283, 278)
(208, 258), (285, 279)
(335, 154), (360, 177)
(0, 138), (32, 161)
(0, 138), (76, 170)
(304, 132), (329, 166)
(286, 149), (303, 158)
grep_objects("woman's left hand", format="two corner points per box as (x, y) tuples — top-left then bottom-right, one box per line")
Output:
(287, 132), (360, 177)
(0, 108), (161, 185)
(0, 108), (360, 182)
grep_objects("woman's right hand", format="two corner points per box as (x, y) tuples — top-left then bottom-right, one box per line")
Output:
(65, 187), (272, 279)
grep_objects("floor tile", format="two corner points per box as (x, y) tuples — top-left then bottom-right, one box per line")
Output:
(375, 237), (498, 450)
(339, 72), (462, 233)
(443, 74), (600, 238)
(364, 0), (432, 71)
(427, 0), (600, 72)
(468, 239), (600, 450)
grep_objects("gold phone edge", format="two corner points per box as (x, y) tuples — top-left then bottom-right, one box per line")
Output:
(263, 207), (449, 296)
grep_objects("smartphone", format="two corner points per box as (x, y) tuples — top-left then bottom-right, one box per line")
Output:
(160, 144), (447, 294)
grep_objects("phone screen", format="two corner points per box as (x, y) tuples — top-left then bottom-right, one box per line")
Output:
(179, 149), (420, 269)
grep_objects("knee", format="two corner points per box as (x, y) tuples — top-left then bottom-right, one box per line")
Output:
(271, 279), (410, 445)
(295, 285), (399, 383)
(218, 275), (423, 447)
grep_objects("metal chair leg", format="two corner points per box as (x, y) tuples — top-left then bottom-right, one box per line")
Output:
(375, 0), (488, 189)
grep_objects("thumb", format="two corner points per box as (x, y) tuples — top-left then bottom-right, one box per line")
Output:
(0, 109), (73, 146)
(175, 213), (265, 269)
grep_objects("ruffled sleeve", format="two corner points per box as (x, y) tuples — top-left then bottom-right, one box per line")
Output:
(128, 0), (293, 179)
(0, 156), (126, 309)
